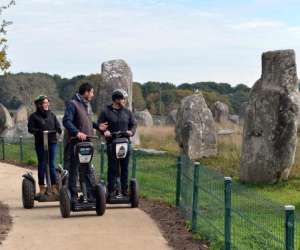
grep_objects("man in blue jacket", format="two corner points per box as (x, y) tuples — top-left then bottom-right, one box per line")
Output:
(63, 82), (99, 202)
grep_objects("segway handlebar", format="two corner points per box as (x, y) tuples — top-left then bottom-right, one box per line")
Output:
(43, 130), (57, 134)
(70, 135), (99, 142)
(111, 131), (130, 139)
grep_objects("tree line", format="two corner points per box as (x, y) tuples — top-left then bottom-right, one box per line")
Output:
(0, 72), (250, 117)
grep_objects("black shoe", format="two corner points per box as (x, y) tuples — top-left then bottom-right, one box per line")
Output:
(106, 192), (114, 202)
(87, 193), (96, 203)
(122, 190), (129, 197)
(71, 195), (78, 204)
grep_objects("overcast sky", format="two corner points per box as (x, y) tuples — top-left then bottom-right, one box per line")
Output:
(4, 0), (300, 86)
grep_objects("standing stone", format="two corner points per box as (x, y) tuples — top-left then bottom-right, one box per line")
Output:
(134, 109), (154, 127)
(0, 103), (14, 134)
(100, 59), (133, 111)
(166, 109), (178, 125)
(240, 50), (299, 183)
(175, 92), (217, 159)
(14, 105), (28, 136)
(14, 105), (28, 123)
(238, 101), (248, 118)
(2, 105), (31, 142)
(229, 115), (240, 124)
(212, 101), (229, 123)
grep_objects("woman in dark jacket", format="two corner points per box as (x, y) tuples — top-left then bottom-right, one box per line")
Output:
(28, 95), (62, 196)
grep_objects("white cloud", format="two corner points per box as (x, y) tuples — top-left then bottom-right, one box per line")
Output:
(230, 20), (284, 30)
(4, 1), (300, 86)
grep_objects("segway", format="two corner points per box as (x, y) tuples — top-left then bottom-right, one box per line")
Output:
(106, 131), (139, 208)
(22, 131), (68, 209)
(59, 136), (106, 218)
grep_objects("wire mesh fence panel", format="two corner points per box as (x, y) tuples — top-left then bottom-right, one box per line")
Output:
(231, 182), (287, 250)
(91, 142), (107, 182)
(3, 138), (24, 162)
(197, 164), (225, 249)
(21, 137), (37, 165)
(135, 151), (177, 205)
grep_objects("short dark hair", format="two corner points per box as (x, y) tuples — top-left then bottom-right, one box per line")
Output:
(79, 81), (93, 95)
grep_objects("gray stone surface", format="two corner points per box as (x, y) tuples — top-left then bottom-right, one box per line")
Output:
(229, 115), (240, 124)
(0, 103), (14, 134)
(99, 59), (133, 111)
(14, 105), (28, 123)
(166, 109), (177, 125)
(137, 148), (166, 155)
(175, 92), (217, 159)
(131, 129), (140, 146)
(238, 102), (248, 118)
(2, 105), (31, 142)
(212, 101), (229, 123)
(134, 109), (154, 127)
(240, 49), (299, 183)
(218, 129), (235, 135)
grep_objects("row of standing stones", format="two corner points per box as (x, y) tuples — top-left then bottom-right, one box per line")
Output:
(175, 49), (300, 184)
(0, 50), (299, 183)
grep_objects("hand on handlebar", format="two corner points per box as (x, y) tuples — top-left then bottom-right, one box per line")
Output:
(99, 122), (108, 132)
(77, 132), (87, 141)
(104, 130), (111, 137)
(126, 130), (133, 137)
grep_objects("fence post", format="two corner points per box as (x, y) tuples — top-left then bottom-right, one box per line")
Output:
(192, 162), (200, 233)
(285, 205), (295, 250)
(224, 177), (232, 250)
(132, 149), (137, 179)
(100, 142), (105, 180)
(19, 136), (23, 162)
(176, 156), (182, 207)
(1, 137), (4, 160)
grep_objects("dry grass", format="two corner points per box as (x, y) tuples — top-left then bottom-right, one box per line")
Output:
(138, 123), (300, 179)
(138, 126), (179, 154)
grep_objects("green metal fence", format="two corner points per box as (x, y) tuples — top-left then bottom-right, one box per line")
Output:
(177, 154), (298, 250)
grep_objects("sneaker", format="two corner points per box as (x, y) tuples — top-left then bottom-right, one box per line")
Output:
(122, 189), (129, 197)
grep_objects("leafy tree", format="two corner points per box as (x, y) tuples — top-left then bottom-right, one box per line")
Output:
(202, 91), (232, 113)
(0, 0), (15, 72)
(132, 82), (146, 111)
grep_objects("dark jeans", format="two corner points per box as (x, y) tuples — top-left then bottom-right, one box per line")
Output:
(35, 143), (57, 186)
(107, 143), (130, 193)
(64, 142), (94, 198)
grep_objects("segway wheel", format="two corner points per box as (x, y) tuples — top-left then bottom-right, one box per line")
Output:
(130, 179), (139, 208)
(59, 187), (71, 218)
(22, 178), (35, 209)
(95, 184), (106, 216)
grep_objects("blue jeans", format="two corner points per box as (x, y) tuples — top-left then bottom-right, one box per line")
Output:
(35, 143), (57, 185)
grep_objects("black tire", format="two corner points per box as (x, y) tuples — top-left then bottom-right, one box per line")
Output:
(59, 187), (71, 218)
(95, 184), (106, 216)
(22, 178), (35, 209)
(130, 179), (139, 208)
(55, 167), (62, 189)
